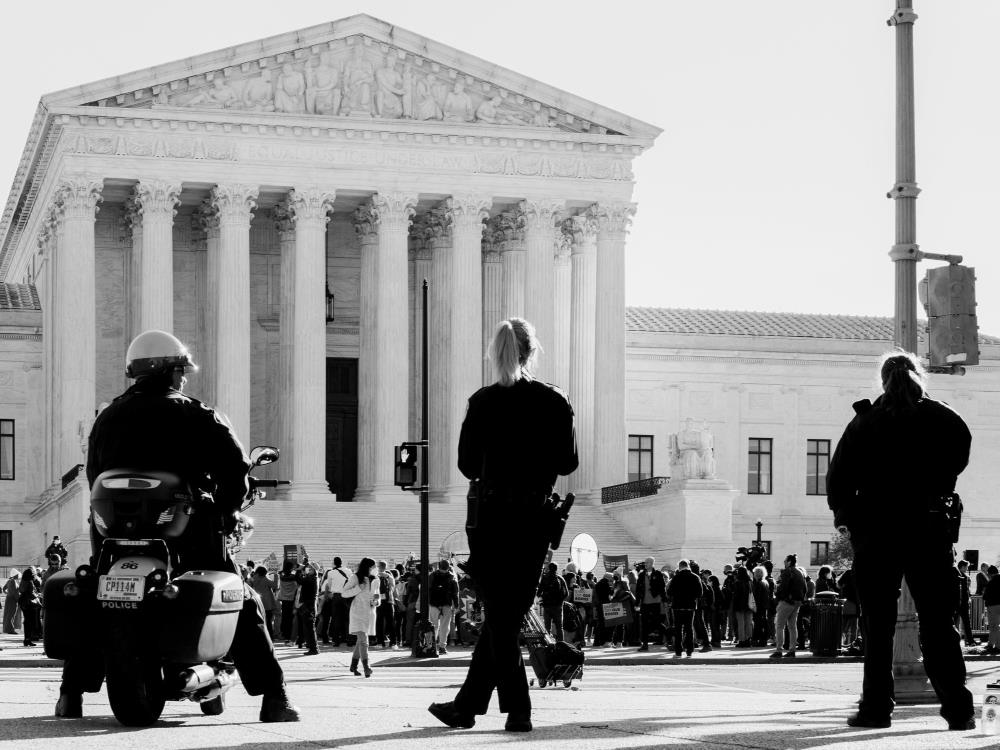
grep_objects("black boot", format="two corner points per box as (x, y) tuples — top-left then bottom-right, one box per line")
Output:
(55, 691), (83, 718)
(350, 658), (360, 676)
(362, 660), (372, 678)
(259, 686), (300, 723)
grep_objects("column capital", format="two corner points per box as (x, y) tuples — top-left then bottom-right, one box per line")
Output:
(554, 231), (573, 263)
(289, 187), (336, 227)
(272, 204), (296, 240)
(489, 209), (524, 251)
(520, 199), (565, 235)
(194, 200), (221, 239)
(55, 175), (103, 220)
(210, 184), (259, 225)
(371, 192), (417, 233)
(590, 201), (637, 237)
(409, 215), (435, 261)
(446, 195), (491, 234)
(482, 233), (501, 263)
(133, 179), (182, 220)
(353, 203), (379, 242)
(563, 212), (598, 250)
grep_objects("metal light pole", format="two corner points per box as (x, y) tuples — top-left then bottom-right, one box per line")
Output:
(889, 0), (920, 353)
(755, 519), (763, 545)
(887, 0), (933, 703)
(411, 279), (433, 658)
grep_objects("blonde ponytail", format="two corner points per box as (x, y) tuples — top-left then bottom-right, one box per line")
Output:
(489, 317), (540, 387)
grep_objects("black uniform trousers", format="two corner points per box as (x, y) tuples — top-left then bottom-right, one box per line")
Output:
(454, 495), (548, 716)
(671, 608), (695, 656)
(853, 536), (973, 722)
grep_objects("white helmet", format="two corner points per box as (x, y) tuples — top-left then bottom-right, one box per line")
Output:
(125, 330), (198, 379)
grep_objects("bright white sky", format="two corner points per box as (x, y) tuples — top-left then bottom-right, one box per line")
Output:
(2, 1), (998, 335)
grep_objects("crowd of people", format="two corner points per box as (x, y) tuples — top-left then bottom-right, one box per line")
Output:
(234, 554), (481, 665)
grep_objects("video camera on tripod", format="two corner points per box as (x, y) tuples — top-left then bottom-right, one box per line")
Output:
(735, 541), (769, 569)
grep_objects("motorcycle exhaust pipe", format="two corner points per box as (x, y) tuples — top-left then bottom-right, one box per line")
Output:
(178, 664), (220, 693)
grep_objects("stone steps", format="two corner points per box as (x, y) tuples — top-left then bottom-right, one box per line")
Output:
(240, 497), (651, 570)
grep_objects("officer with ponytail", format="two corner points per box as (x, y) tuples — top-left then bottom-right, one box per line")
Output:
(827, 351), (974, 731)
(428, 318), (578, 734)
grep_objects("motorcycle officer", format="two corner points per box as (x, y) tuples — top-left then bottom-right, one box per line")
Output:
(55, 330), (300, 723)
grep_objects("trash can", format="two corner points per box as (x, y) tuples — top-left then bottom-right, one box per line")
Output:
(810, 591), (844, 656)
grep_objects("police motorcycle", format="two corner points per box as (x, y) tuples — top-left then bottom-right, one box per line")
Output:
(43, 446), (285, 726)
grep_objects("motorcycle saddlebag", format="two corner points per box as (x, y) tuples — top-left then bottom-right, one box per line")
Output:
(157, 570), (244, 663)
(43, 570), (94, 660)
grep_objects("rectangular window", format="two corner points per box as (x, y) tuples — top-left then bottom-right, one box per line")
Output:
(0, 420), (12, 480)
(810, 541), (830, 567)
(806, 439), (831, 496)
(0, 530), (11, 557)
(628, 435), (654, 482)
(747, 438), (772, 494)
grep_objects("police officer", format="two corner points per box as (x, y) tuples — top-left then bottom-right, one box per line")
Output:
(827, 351), (974, 731)
(55, 330), (299, 722)
(428, 317), (578, 734)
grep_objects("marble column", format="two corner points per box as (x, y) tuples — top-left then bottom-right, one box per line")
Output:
(53, 175), (102, 476)
(592, 202), (636, 494)
(426, 208), (452, 503)
(273, 205), (297, 491)
(443, 195), (490, 500)
(522, 199), (564, 382)
(133, 180), (181, 333)
(194, 202), (220, 406)
(124, 198), (142, 343)
(371, 192), (416, 500)
(409, 218), (433, 441)
(288, 188), (336, 495)
(552, 231), (572, 393)
(481, 232), (502, 385)
(567, 212), (598, 500)
(497, 209), (525, 322)
(209, 184), (258, 444)
(353, 204), (379, 502)
(37, 210), (58, 485)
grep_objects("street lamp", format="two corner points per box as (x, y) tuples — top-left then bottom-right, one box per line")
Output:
(755, 518), (763, 545)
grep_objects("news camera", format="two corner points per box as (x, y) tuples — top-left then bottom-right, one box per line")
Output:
(735, 542), (769, 569)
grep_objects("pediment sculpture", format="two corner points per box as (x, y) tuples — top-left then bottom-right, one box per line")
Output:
(106, 39), (593, 132)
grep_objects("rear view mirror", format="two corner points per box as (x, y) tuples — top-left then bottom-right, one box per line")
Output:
(249, 446), (279, 467)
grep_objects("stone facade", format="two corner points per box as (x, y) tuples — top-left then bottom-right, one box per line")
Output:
(0, 15), (658, 565)
(621, 309), (1000, 571)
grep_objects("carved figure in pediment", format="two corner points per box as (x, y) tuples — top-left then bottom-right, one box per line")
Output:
(475, 96), (501, 124)
(274, 63), (306, 114)
(341, 44), (375, 116)
(243, 69), (275, 112)
(305, 52), (341, 116)
(374, 56), (405, 118)
(401, 65), (414, 119)
(443, 81), (473, 122)
(414, 74), (443, 121)
(187, 77), (238, 109)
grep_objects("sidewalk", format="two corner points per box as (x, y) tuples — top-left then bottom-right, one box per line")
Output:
(4, 631), (998, 669)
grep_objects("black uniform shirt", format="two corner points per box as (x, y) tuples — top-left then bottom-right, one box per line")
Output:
(458, 378), (578, 492)
(87, 379), (250, 515)
(826, 395), (971, 531)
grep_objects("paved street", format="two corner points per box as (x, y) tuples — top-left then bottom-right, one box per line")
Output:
(2, 640), (1000, 749)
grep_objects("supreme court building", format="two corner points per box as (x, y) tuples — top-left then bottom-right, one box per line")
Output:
(0, 14), (661, 561)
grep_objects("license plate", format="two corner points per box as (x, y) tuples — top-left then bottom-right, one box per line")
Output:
(98, 575), (144, 602)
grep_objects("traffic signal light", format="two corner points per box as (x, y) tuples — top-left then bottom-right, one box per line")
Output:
(394, 443), (418, 488)
(921, 265), (979, 367)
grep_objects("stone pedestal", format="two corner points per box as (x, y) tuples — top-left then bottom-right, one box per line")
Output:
(602, 479), (738, 570)
(893, 580), (935, 703)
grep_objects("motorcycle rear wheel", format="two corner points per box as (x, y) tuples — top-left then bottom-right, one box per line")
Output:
(105, 624), (165, 726)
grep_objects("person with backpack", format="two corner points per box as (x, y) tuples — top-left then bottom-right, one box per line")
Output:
(537, 563), (569, 641)
(375, 560), (397, 649)
(428, 560), (460, 654)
